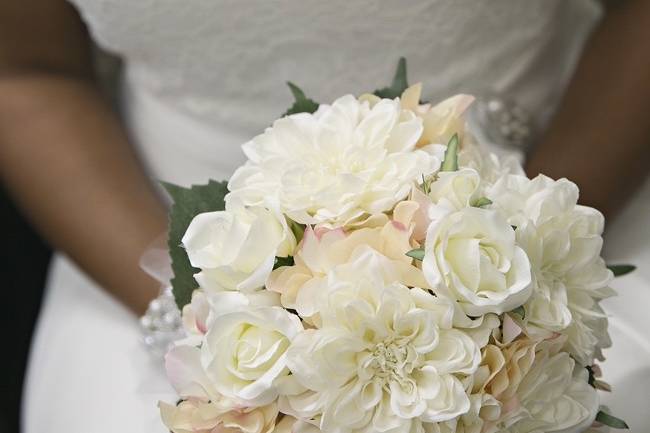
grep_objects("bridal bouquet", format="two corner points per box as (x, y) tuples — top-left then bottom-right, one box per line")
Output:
(158, 60), (631, 433)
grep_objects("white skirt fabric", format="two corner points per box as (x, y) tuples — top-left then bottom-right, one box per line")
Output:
(23, 255), (173, 432)
(599, 175), (650, 430)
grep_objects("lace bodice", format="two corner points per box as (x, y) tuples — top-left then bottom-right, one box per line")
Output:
(70, 0), (601, 138)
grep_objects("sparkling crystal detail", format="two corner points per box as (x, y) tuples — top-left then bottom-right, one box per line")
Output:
(472, 96), (533, 150)
(140, 287), (185, 358)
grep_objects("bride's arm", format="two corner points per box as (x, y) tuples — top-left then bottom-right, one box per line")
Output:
(0, 1), (166, 314)
(526, 0), (650, 219)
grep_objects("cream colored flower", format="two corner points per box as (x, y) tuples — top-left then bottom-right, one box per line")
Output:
(159, 399), (279, 433)
(458, 140), (525, 186)
(484, 338), (538, 407)
(483, 336), (599, 433)
(399, 84), (474, 148)
(283, 253), (481, 433)
(183, 202), (296, 293)
(227, 94), (440, 227)
(423, 345), (506, 433)
(488, 174), (614, 365)
(182, 290), (210, 338)
(267, 200), (425, 314)
(273, 416), (323, 433)
(427, 168), (482, 212)
(422, 207), (532, 316)
(159, 399), (278, 433)
(166, 292), (303, 407)
(409, 168), (483, 241)
(203, 304), (303, 405)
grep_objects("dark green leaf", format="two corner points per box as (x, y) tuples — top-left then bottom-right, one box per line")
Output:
(596, 411), (629, 429)
(607, 264), (636, 277)
(471, 197), (493, 208)
(162, 180), (229, 309)
(274, 256), (295, 270)
(373, 57), (409, 100)
(406, 248), (425, 261)
(441, 134), (460, 172)
(586, 365), (596, 387)
(510, 306), (525, 319)
(284, 82), (319, 116)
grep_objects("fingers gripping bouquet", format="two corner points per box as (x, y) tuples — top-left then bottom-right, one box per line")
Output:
(159, 60), (630, 433)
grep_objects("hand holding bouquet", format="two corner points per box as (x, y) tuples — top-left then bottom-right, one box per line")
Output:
(158, 60), (630, 433)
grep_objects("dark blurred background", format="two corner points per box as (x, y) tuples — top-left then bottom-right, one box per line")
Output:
(0, 187), (50, 433)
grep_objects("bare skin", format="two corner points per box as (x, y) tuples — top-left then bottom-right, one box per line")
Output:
(526, 0), (650, 219)
(0, 1), (166, 315)
(1, 1), (649, 315)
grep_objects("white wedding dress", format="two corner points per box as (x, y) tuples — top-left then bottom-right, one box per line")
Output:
(23, 1), (650, 432)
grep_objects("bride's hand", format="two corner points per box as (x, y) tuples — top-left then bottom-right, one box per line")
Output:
(0, 0), (166, 314)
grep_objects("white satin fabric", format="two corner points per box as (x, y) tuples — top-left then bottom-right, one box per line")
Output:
(23, 1), (650, 432)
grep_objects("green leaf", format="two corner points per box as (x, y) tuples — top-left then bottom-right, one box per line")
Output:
(421, 173), (436, 195)
(510, 305), (526, 319)
(162, 180), (229, 309)
(288, 219), (306, 244)
(607, 264), (636, 277)
(586, 365), (596, 387)
(284, 82), (319, 116)
(596, 411), (629, 429)
(274, 255), (295, 270)
(441, 134), (460, 172)
(406, 248), (425, 261)
(373, 57), (409, 100)
(471, 197), (493, 208)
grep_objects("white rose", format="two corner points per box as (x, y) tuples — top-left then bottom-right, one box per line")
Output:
(182, 203), (296, 292)
(283, 254), (480, 433)
(412, 168), (482, 236)
(422, 207), (532, 316)
(165, 291), (287, 403)
(179, 289), (282, 345)
(202, 303), (303, 405)
(227, 95), (440, 227)
(427, 168), (481, 212)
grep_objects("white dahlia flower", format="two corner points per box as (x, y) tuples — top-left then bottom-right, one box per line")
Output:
(488, 174), (614, 364)
(227, 95), (440, 227)
(282, 252), (481, 433)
